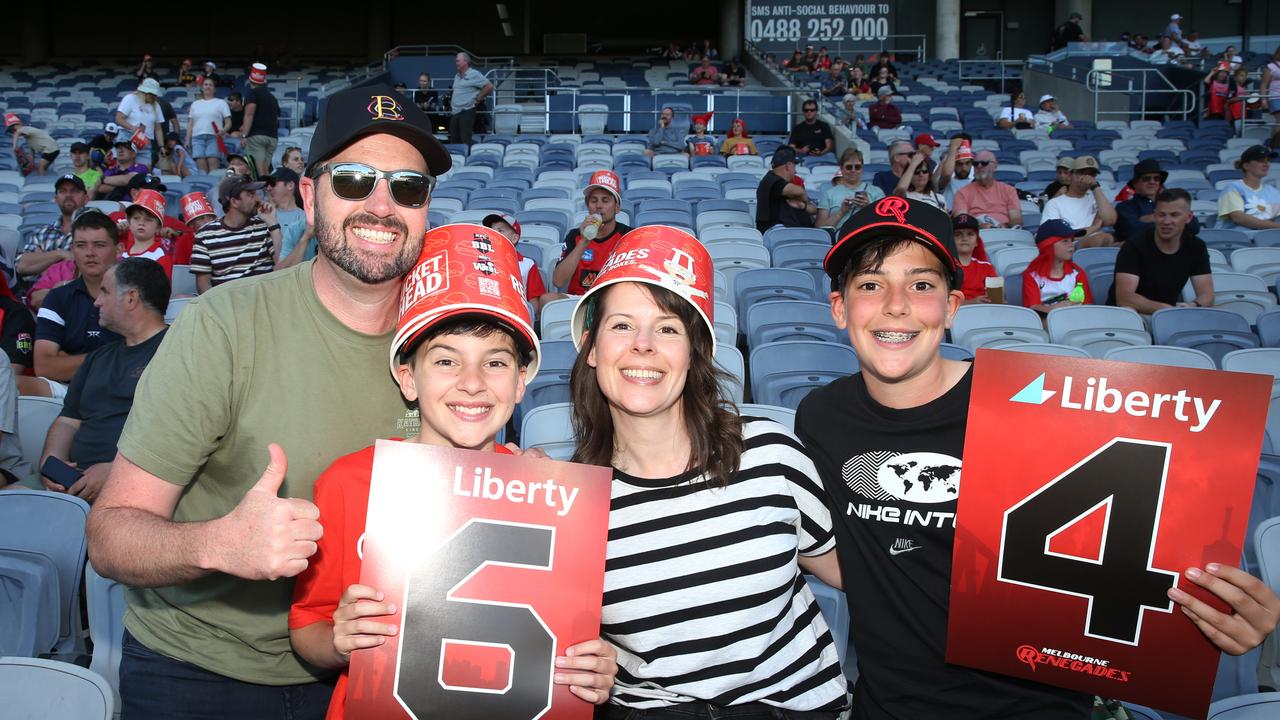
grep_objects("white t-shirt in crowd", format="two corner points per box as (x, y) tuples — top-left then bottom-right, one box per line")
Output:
(116, 93), (163, 142)
(1042, 193), (1098, 229)
(189, 98), (232, 138)
(997, 107), (1034, 126)
(1034, 109), (1069, 128)
(944, 174), (973, 206)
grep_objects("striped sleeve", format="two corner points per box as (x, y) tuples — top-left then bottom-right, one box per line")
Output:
(742, 418), (835, 557)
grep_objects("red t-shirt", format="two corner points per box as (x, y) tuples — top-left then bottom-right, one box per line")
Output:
(517, 253), (547, 300)
(958, 257), (998, 299)
(559, 223), (632, 295)
(110, 210), (196, 266)
(119, 240), (175, 278)
(290, 440), (514, 720)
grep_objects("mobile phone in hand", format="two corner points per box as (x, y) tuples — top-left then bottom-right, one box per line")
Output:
(41, 456), (83, 491)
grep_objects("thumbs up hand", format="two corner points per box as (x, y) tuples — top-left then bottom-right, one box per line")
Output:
(217, 444), (323, 580)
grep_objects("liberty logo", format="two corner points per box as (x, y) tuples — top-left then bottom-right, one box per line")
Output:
(1011, 373), (1056, 405)
(874, 196), (909, 223)
(367, 95), (405, 121)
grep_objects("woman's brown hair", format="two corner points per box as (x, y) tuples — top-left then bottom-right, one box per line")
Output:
(569, 283), (744, 486)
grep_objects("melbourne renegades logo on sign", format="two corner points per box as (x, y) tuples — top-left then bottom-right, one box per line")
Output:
(1014, 644), (1133, 683)
(873, 196), (909, 223)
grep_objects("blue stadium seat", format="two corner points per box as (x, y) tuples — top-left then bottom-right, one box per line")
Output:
(1150, 307), (1260, 366)
(1046, 305), (1151, 357)
(0, 490), (88, 660)
(745, 300), (841, 348)
(715, 345), (746, 404)
(737, 403), (797, 431)
(1258, 309), (1280, 348)
(521, 340), (576, 412)
(1102, 345), (1217, 369)
(85, 562), (124, 712)
(1207, 692), (1280, 719)
(1222, 348), (1280, 450)
(749, 341), (857, 409)
(1000, 342), (1092, 358)
(939, 343), (974, 361)
(0, 657), (114, 719)
(734, 268), (818, 317)
(539, 297), (576, 340)
(950, 305), (1048, 350)
(805, 576), (852, 671)
(763, 226), (829, 252)
(519, 403), (575, 461)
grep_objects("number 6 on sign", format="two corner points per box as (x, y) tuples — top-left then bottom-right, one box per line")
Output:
(398, 520), (556, 720)
(997, 439), (1178, 646)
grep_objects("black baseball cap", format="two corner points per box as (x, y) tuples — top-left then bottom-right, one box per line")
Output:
(218, 175), (266, 205)
(127, 173), (167, 191)
(771, 145), (797, 168)
(266, 167), (300, 185)
(1240, 145), (1278, 164)
(70, 141), (90, 153)
(826, 197), (961, 286)
(952, 213), (981, 231)
(306, 83), (450, 176)
(54, 174), (86, 192)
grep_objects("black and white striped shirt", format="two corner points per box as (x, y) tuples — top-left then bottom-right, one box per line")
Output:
(601, 417), (847, 711)
(190, 216), (274, 286)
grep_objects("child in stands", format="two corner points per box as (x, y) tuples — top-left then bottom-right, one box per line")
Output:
(120, 190), (175, 278)
(685, 112), (719, 156)
(289, 223), (616, 720)
(482, 212), (563, 313)
(1022, 219), (1093, 314)
(952, 213), (997, 303)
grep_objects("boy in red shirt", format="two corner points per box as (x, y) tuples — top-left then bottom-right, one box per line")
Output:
(952, 214), (997, 303)
(482, 211), (565, 313)
(121, 190), (175, 277)
(288, 223), (616, 720)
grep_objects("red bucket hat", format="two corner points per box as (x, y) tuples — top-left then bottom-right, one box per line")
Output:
(180, 192), (215, 224)
(584, 169), (621, 204)
(570, 225), (715, 351)
(391, 223), (540, 378)
(126, 189), (167, 223)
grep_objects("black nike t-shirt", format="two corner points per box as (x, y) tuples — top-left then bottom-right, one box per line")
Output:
(795, 367), (1092, 720)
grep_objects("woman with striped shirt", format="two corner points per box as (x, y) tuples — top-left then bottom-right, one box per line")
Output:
(567, 225), (849, 719)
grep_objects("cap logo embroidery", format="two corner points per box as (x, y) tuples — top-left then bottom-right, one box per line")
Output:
(874, 196), (910, 224)
(367, 95), (405, 121)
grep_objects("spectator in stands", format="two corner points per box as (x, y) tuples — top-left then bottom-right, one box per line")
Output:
(1182, 30), (1206, 60)
(818, 148), (884, 228)
(995, 91), (1035, 129)
(187, 77), (231, 173)
(227, 153), (251, 177)
(414, 72), (445, 131)
(645, 106), (686, 156)
(867, 66), (897, 97)
(224, 92), (246, 155)
(952, 213), (997, 304)
(265, 167), (310, 265)
(721, 56), (746, 86)
(951, 151), (1022, 228)
(840, 94), (865, 130)
(180, 192), (216, 238)
(784, 50), (809, 73)
(720, 117), (757, 156)
(1044, 156), (1073, 198)
(33, 211), (121, 396)
(155, 93), (181, 146)
(159, 132), (196, 178)
(0, 286), (35, 377)
(449, 52), (493, 147)
(789, 100), (834, 158)
(135, 54), (157, 82)
(119, 190), (175, 277)
(914, 133), (940, 161)
(481, 212), (557, 312)
(690, 56), (720, 85)
(116, 78), (165, 156)
(39, 258), (168, 503)
(663, 42), (683, 60)
(174, 58), (197, 88)
(1204, 64), (1232, 120)
(895, 152), (947, 210)
(699, 38), (718, 59)
(88, 122), (120, 170)
(685, 112), (718, 156)
(69, 143), (102, 199)
(867, 86), (902, 129)
(1149, 34), (1185, 65)
(17, 174), (87, 286)
(870, 54), (898, 82)
(1216, 145), (1280, 230)
(1034, 94), (1070, 130)
(1164, 13), (1184, 42)
(802, 45), (819, 69)
(200, 60), (223, 87)
(1227, 66), (1257, 130)
(873, 140), (915, 196)
(99, 141), (150, 200)
(239, 64), (280, 178)
(1051, 11), (1087, 51)
(1111, 188), (1214, 311)
(5, 114), (59, 176)
(554, 170), (631, 295)
(1261, 49), (1280, 147)
(1022, 219), (1093, 314)
(0, 362), (31, 486)
(937, 138), (974, 206)
(756, 147), (816, 231)
(191, 175), (280, 293)
(1115, 159), (1200, 242)
(281, 146), (306, 176)
(1129, 34), (1151, 53)
(1221, 45), (1244, 70)
(106, 174), (194, 268)
(814, 47), (832, 71)
(1042, 156), (1116, 246)
(848, 66), (872, 98)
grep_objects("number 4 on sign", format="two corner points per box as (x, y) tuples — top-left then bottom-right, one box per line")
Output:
(997, 439), (1179, 646)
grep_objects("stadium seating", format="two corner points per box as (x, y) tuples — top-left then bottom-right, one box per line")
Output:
(1000, 343), (1091, 359)
(1208, 693), (1280, 719)
(951, 305), (1048, 350)
(16, 396), (63, 478)
(85, 562), (125, 712)
(0, 657), (114, 719)
(736, 403), (796, 431)
(519, 403), (575, 461)
(1150, 307), (1260, 366)
(745, 300), (841, 347)
(0, 547), (60, 657)
(1103, 345), (1218, 370)
(1046, 305), (1150, 357)
(715, 345), (746, 404)
(749, 341), (856, 409)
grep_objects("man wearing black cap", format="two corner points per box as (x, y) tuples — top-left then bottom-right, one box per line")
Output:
(1115, 159), (1201, 242)
(98, 141), (151, 201)
(16, 174), (87, 286)
(86, 84), (456, 719)
(1051, 11), (1087, 51)
(794, 197), (1279, 720)
(756, 146), (817, 231)
(1216, 145), (1280, 231)
(188, 175), (278, 293)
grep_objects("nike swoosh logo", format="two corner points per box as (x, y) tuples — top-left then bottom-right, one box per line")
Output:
(889, 545), (920, 556)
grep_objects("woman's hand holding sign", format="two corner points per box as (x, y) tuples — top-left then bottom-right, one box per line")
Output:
(1169, 563), (1280, 656)
(554, 637), (617, 704)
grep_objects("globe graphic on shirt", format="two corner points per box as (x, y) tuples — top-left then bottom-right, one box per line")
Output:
(875, 452), (962, 503)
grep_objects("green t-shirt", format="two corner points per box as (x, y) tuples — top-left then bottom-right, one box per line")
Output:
(117, 259), (418, 684)
(75, 167), (103, 191)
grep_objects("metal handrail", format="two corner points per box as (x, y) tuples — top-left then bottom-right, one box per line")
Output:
(1226, 92), (1280, 137)
(958, 59), (1024, 95)
(756, 34), (928, 63)
(383, 45), (515, 70)
(1086, 67), (1196, 123)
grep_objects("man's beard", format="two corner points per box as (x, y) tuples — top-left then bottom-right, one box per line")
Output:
(314, 209), (420, 284)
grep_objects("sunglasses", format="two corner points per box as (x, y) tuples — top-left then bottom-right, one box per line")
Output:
(1138, 174), (1163, 182)
(803, 107), (817, 112)
(311, 162), (435, 208)
(973, 160), (992, 167)
(842, 163), (863, 170)
(913, 166), (931, 175)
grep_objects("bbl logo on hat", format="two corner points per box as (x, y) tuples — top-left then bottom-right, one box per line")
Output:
(471, 234), (493, 254)
(474, 258), (498, 275)
(367, 95), (405, 121)
(875, 196), (910, 224)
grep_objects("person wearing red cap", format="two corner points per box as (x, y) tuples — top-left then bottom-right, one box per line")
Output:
(481, 212), (556, 312)
(797, 198), (1280, 720)
(913, 132), (940, 159)
(553, 170), (632, 295)
(289, 224), (617, 720)
(568, 226), (847, 718)
(87, 84), (455, 719)
(936, 136), (974, 205)
(719, 117), (757, 156)
(120, 190), (176, 278)
(179, 192), (217, 258)
(1022, 219), (1093, 314)
(241, 63), (281, 178)
(788, 99), (834, 157)
(6, 114), (60, 176)
(684, 112), (718, 155)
